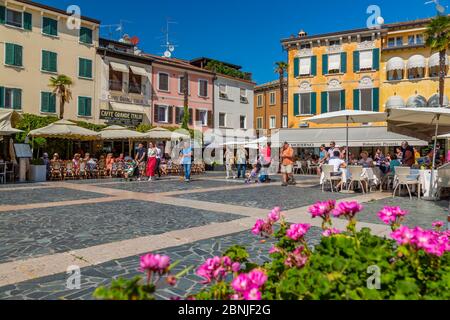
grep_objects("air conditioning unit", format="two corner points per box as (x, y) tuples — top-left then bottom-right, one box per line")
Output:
(299, 123), (309, 128)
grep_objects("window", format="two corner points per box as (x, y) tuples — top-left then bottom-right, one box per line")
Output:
(199, 80), (208, 97)
(78, 96), (92, 117)
(299, 93), (311, 115)
(408, 34), (424, 45)
(269, 116), (276, 129)
(219, 84), (228, 99)
(360, 35), (372, 42)
(78, 58), (93, 78)
(282, 115), (288, 128)
(240, 115), (247, 129)
(408, 67), (425, 79)
(240, 88), (248, 103)
(42, 17), (57, 36)
(41, 92), (56, 113)
(359, 50), (373, 71)
(6, 9), (22, 28)
(283, 89), (288, 103)
(41, 50), (57, 73)
(109, 69), (123, 91)
(360, 89), (373, 111)
(179, 75), (189, 94)
(329, 39), (341, 46)
(157, 105), (169, 122)
(0, 87), (22, 110)
(300, 43), (311, 50)
(269, 92), (276, 105)
(388, 37), (403, 48)
(219, 113), (226, 127)
(79, 27), (93, 45)
(158, 73), (169, 91)
(328, 91), (341, 112)
(5, 43), (23, 67)
(129, 69), (142, 94)
(257, 94), (263, 107)
(299, 57), (312, 76)
(416, 34), (424, 45)
(256, 117), (263, 129)
(328, 54), (341, 74)
(198, 110), (208, 126)
(387, 69), (403, 81)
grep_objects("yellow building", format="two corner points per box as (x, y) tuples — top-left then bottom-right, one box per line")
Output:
(381, 18), (450, 112)
(0, 0), (100, 121)
(282, 29), (382, 129)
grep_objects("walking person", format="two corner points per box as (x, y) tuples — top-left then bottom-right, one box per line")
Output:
(281, 142), (294, 187)
(236, 145), (248, 179)
(155, 143), (162, 180)
(146, 142), (157, 181)
(181, 141), (192, 182)
(225, 147), (236, 179)
(135, 143), (147, 181)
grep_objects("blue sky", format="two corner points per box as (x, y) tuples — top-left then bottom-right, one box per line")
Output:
(39, 0), (447, 84)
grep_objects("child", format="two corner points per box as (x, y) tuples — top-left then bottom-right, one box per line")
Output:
(245, 164), (260, 184)
(123, 159), (137, 181)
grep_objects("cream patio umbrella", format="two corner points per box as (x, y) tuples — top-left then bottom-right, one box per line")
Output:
(305, 110), (387, 163)
(143, 127), (190, 140)
(387, 107), (450, 200)
(100, 125), (146, 156)
(28, 120), (100, 140)
(0, 110), (23, 135)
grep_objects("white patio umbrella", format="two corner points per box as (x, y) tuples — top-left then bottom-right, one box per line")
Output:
(0, 110), (23, 135)
(305, 110), (387, 162)
(28, 120), (100, 140)
(143, 127), (190, 140)
(100, 125), (145, 140)
(387, 107), (450, 199)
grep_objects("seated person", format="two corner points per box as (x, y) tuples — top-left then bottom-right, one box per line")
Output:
(358, 151), (374, 168)
(389, 154), (401, 175)
(328, 150), (347, 175)
(123, 159), (137, 181)
(245, 164), (260, 184)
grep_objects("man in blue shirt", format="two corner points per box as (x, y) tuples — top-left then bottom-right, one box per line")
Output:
(181, 141), (192, 182)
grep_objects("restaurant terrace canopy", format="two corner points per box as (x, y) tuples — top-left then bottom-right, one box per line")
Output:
(143, 127), (190, 140)
(28, 120), (100, 140)
(0, 110), (23, 135)
(99, 125), (145, 140)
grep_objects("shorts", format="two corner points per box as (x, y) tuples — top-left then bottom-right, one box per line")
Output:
(281, 164), (293, 174)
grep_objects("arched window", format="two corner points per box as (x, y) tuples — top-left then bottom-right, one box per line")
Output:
(386, 57), (404, 81)
(406, 55), (426, 79)
(428, 52), (449, 78)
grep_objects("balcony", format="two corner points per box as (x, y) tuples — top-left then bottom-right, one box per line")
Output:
(129, 84), (143, 95)
(109, 80), (123, 92)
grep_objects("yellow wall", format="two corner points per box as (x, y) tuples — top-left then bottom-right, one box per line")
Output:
(288, 38), (382, 129)
(0, 0), (99, 122)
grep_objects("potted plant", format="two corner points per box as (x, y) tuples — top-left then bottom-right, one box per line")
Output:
(30, 158), (47, 182)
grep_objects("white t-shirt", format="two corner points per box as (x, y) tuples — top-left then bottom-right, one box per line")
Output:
(328, 157), (345, 172)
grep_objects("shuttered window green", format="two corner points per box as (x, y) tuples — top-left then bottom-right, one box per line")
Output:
(353, 89), (360, 110)
(78, 96), (92, 116)
(5, 43), (23, 67)
(321, 92), (328, 114)
(0, 87), (4, 108)
(311, 56), (317, 76)
(42, 17), (58, 36)
(372, 88), (380, 112)
(293, 58), (299, 77)
(12, 89), (22, 110)
(322, 54), (328, 75)
(42, 50), (57, 73)
(23, 12), (32, 30)
(353, 51), (360, 72)
(372, 48), (380, 70)
(41, 92), (56, 113)
(340, 90), (346, 110)
(79, 58), (93, 78)
(79, 27), (93, 44)
(293, 93), (300, 116)
(311, 92), (317, 114)
(0, 6), (6, 24)
(340, 52), (347, 73)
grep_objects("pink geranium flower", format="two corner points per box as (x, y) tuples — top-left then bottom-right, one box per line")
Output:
(333, 201), (363, 219)
(309, 200), (336, 219)
(286, 223), (311, 241)
(377, 206), (408, 225)
(196, 256), (238, 284)
(140, 253), (170, 274)
(322, 228), (342, 237)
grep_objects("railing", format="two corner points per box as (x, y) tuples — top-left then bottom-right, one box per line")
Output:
(129, 84), (142, 94)
(109, 80), (123, 91)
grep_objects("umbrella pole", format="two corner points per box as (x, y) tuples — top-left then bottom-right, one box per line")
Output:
(427, 116), (440, 200)
(346, 116), (349, 164)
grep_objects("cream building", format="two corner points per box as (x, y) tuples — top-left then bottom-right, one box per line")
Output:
(0, 0), (100, 122)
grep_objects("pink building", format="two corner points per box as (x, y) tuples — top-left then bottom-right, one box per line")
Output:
(147, 55), (215, 131)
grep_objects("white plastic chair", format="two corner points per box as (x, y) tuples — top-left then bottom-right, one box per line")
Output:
(393, 167), (421, 200)
(321, 164), (342, 192)
(347, 166), (369, 194)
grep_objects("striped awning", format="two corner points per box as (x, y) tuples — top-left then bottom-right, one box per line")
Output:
(386, 57), (404, 71)
(130, 66), (149, 77)
(407, 55), (426, 69)
(110, 62), (129, 73)
(429, 52), (449, 68)
(385, 96), (406, 109)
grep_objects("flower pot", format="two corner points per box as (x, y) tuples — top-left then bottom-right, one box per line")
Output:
(30, 165), (47, 182)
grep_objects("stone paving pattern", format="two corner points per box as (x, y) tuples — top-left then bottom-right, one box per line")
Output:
(0, 188), (107, 205)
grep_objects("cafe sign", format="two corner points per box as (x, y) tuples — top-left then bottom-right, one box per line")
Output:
(100, 109), (144, 126)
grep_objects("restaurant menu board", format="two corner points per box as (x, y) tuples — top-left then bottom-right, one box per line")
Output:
(14, 144), (33, 158)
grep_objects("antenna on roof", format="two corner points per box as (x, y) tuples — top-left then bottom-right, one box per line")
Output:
(100, 20), (133, 40)
(160, 18), (178, 58)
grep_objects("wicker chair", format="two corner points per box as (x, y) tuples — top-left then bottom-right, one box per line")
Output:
(114, 161), (124, 178)
(50, 160), (63, 180)
(64, 161), (75, 180)
(97, 160), (107, 178)
(79, 161), (87, 179)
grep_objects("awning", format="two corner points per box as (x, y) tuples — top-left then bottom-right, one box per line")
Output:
(328, 54), (341, 70)
(110, 62), (129, 73)
(385, 96), (406, 109)
(387, 57), (404, 71)
(407, 55), (426, 69)
(278, 126), (428, 148)
(427, 93), (449, 108)
(429, 52), (449, 68)
(360, 50), (373, 69)
(0, 110), (23, 135)
(110, 102), (146, 114)
(406, 95), (427, 108)
(130, 66), (149, 77)
(299, 57), (311, 75)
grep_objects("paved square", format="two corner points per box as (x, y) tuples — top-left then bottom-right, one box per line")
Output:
(0, 188), (107, 205)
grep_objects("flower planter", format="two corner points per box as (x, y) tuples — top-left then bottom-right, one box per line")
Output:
(30, 165), (47, 182)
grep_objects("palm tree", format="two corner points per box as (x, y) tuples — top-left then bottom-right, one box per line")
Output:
(181, 71), (190, 130)
(49, 75), (73, 120)
(275, 62), (288, 128)
(425, 15), (450, 108)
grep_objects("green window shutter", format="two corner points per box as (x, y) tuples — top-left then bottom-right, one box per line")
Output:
(85, 97), (92, 116)
(5, 43), (14, 65)
(43, 17), (57, 36)
(372, 88), (380, 112)
(293, 58), (299, 77)
(340, 90), (346, 110)
(293, 93), (299, 116)
(311, 56), (317, 76)
(78, 97), (85, 116)
(0, 6), (5, 24)
(322, 54), (328, 75)
(13, 89), (22, 110)
(79, 58), (92, 78)
(311, 92), (317, 114)
(23, 12), (32, 31)
(340, 52), (347, 73)
(353, 89), (360, 110)
(15, 45), (23, 66)
(49, 93), (56, 113)
(50, 52), (57, 72)
(80, 27), (93, 44)
(372, 48), (380, 70)
(321, 92), (328, 114)
(43, 51), (58, 72)
(41, 92), (49, 112)
(42, 51), (48, 71)
(353, 51), (360, 72)
(0, 87), (4, 108)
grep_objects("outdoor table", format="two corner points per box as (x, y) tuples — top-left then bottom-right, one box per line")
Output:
(410, 169), (439, 198)
(320, 167), (380, 189)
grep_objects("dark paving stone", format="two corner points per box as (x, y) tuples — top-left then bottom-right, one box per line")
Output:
(0, 188), (107, 205)
(173, 185), (354, 210)
(342, 197), (449, 229)
(0, 228), (322, 300)
(0, 200), (243, 264)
